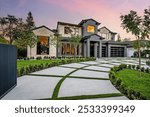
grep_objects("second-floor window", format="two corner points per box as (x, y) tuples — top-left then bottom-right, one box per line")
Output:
(87, 25), (95, 33)
(64, 27), (73, 34)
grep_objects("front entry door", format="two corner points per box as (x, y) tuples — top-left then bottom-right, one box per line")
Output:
(90, 43), (94, 57)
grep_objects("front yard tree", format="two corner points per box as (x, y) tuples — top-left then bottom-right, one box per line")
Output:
(0, 17), (8, 37)
(70, 34), (82, 58)
(51, 33), (63, 58)
(121, 7), (150, 77)
(5, 15), (18, 44)
(121, 10), (142, 77)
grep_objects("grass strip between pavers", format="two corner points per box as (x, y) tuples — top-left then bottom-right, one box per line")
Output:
(28, 74), (109, 80)
(41, 93), (123, 100)
(51, 65), (90, 99)
(59, 65), (109, 73)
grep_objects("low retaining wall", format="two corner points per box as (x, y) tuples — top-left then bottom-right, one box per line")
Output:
(0, 44), (17, 98)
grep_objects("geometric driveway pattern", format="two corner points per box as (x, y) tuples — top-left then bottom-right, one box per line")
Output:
(2, 58), (146, 100)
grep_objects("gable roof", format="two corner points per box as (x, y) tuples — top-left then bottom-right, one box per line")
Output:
(57, 21), (81, 27)
(81, 34), (104, 41)
(32, 25), (55, 33)
(78, 18), (101, 26)
(98, 26), (117, 34)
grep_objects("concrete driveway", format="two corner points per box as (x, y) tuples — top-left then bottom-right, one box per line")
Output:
(2, 58), (146, 100)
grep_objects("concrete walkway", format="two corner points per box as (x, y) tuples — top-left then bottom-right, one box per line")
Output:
(2, 58), (147, 100)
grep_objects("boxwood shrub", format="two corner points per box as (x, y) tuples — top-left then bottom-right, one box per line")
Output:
(17, 57), (96, 77)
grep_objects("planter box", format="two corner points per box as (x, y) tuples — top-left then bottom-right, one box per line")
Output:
(0, 44), (17, 98)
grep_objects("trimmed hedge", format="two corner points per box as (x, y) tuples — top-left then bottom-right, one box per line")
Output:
(17, 57), (96, 77)
(109, 64), (147, 100)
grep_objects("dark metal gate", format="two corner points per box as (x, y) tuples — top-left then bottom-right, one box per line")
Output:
(0, 44), (17, 98)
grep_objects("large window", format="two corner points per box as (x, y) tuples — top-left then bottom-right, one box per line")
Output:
(87, 25), (95, 33)
(37, 36), (49, 55)
(61, 43), (79, 55)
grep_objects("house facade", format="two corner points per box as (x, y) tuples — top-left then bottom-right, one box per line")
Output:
(28, 19), (129, 58)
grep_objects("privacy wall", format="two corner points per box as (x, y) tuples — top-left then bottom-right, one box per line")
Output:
(0, 44), (17, 98)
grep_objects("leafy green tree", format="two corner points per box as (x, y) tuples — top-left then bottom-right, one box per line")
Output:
(70, 34), (82, 58)
(51, 33), (63, 57)
(4, 15), (18, 44)
(0, 17), (8, 36)
(0, 36), (9, 44)
(121, 7), (150, 77)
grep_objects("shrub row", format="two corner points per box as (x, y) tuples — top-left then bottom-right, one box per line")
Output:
(18, 56), (87, 60)
(109, 64), (147, 100)
(17, 57), (96, 77)
(126, 64), (150, 73)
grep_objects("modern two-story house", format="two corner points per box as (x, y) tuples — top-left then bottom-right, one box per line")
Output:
(27, 19), (129, 58)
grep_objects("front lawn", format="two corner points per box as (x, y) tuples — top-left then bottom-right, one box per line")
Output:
(116, 69), (150, 99)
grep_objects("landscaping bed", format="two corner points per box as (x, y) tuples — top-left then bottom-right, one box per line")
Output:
(109, 64), (150, 100)
(17, 57), (96, 77)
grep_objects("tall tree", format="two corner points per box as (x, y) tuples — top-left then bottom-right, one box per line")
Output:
(121, 7), (150, 77)
(5, 15), (18, 44)
(26, 12), (35, 30)
(0, 17), (8, 36)
(70, 34), (82, 58)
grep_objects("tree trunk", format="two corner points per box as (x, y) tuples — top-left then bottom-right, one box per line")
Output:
(137, 36), (141, 77)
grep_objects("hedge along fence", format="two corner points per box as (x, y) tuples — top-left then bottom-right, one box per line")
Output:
(109, 64), (150, 100)
(17, 57), (96, 77)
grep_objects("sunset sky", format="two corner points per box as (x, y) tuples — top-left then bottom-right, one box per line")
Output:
(0, 0), (150, 40)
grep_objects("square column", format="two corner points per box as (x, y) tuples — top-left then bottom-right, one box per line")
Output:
(94, 43), (98, 58)
(86, 40), (90, 57)
(99, 41), (102, 58)
(83, 42), (86, 57)
(108, 45), (111, 57)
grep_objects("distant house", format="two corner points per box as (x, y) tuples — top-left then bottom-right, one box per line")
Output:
(28, 19), (130, 58)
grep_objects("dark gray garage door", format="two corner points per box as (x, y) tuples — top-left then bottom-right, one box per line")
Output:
(110, 47), (124, 57)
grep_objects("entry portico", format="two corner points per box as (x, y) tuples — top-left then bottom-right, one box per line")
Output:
(82, 34), (103, 58)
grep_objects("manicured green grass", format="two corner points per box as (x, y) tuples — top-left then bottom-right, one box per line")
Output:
(40, 93), (123, 100)
(116, 69), (150, 99)
(17, 59), (61, 70)
(51, 65), (89, 99)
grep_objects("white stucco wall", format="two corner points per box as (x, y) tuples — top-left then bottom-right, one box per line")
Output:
(98, 27), (115, 41)
(57, 24), (82, 37)
(27, 26), (56, 58)
(127, 47), (136, 57)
